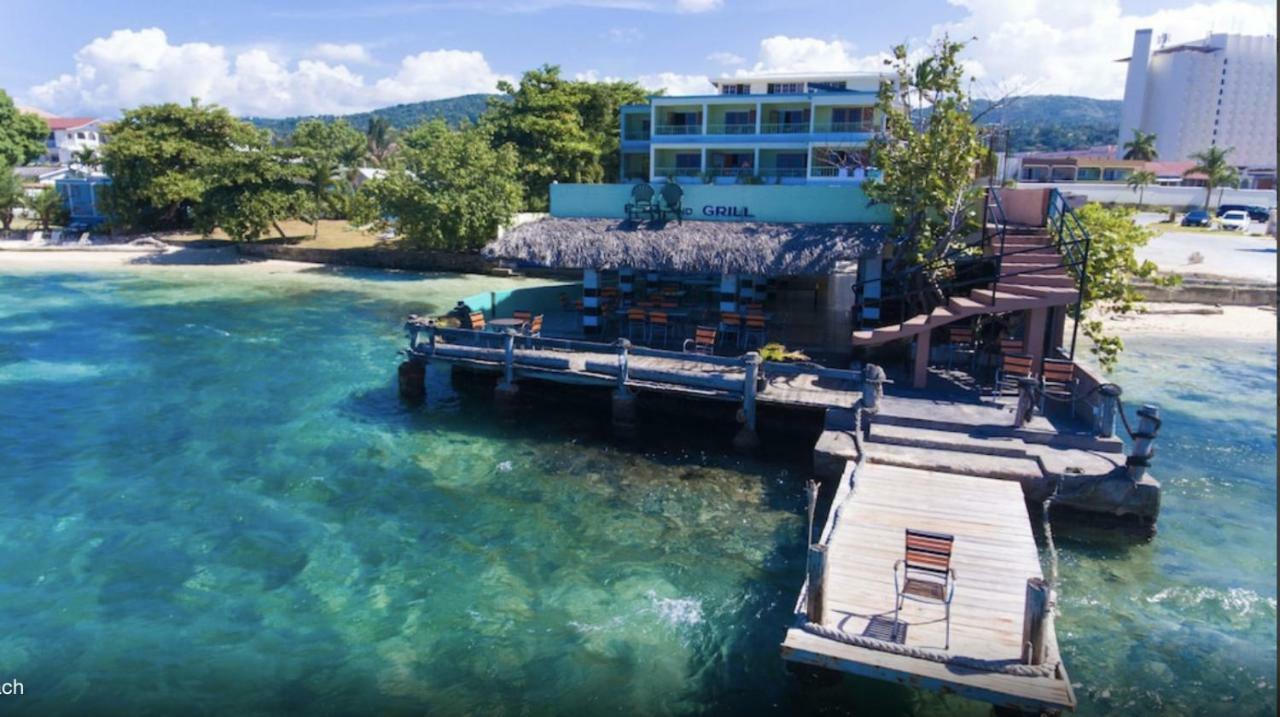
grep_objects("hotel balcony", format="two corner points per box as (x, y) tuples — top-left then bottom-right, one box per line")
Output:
(650, 147), (876, 185)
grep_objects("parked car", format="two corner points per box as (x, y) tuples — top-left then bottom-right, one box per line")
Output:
(1218, 210), (1251, 231)
(1216, 204), (1271, 221)
(1181, 209), (1212, 227)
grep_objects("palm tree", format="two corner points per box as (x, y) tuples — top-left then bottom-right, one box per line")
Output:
(1125, 169), (1157, 209)
(1122, 130), (1159, 160)
(72, 146), (99, 173)
(1186, 146), (1241, 208)
(365, 116), (396, 167)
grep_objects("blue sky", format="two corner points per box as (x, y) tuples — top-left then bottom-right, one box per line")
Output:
(4, 0), (1275, 117)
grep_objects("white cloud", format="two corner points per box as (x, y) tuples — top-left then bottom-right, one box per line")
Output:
(675, 0), (723, 12)
(931, 0), (1278, 98)
(636, 72), (716, 95)
(706, 51), (745, 66)
(308, 42), (373, 64)
(26, 28), (508, 117)
(745, 35), (890, 74)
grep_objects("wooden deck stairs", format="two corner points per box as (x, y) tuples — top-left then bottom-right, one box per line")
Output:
(852, 229), (1080, 348)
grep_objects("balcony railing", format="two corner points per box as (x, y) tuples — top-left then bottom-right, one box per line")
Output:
(705, 123), (757, 135)
(759, 168), (808, 178)
(813, 121), (876, 133)
(653, 124), (702, 136)
(623, 129), (651, 141)
(653, 165), (703, 177)
(760, 122), (809, 134)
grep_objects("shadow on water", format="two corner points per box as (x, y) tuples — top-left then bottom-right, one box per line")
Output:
(298, 264), (461, 282)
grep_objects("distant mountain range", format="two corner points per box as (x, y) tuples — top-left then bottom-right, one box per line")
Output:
(245, 92), (1121, 153)
(245, 93), (496, 137)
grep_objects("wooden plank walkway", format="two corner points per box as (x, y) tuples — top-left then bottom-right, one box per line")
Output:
(781, 463), (1076, 713)
(409, 328), (859, 410)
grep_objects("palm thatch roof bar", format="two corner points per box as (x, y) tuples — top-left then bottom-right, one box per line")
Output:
(485, 217), (887, 276)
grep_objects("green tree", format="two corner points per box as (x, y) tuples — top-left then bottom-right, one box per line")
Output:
(1186, 146), (1240, 208)
(1121, 129), (1158, 160)
(193, 143), (301, 242)
(1073, 203), (1180, 369)
(0, 170), (24, 231)
(26, 186), (68, 231)
(290, 119), (366, 237)
(483, 65), (645, 210)
(72, 146), (99, 173)
(0, 90), (48, 168)
(99, 100), (268, 231)
(358, 120), (521, 250)
(365, 115), (397, 167)
(865, 36), (987, 314)
(1125, 169), (1157, 208)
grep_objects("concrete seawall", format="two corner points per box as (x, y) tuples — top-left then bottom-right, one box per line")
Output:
(1137, 278), (1277, 306)
(235, 243), (495, 274)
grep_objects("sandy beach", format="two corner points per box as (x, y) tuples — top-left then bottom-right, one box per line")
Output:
(0, 244), (320, 273)
(1095, 303), (1277, 342)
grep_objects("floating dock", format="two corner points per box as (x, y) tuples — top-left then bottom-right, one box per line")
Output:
(781, 461), (1076, 713)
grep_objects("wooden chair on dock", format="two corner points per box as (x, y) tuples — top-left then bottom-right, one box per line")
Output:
(647, 311), (671, 346)
(683, 326), (717, 355)
(996, 353), (1036, 395)
(718, 313), (742, 349)
(893, 528), (957, 650)
(1039, 358), (1077, 412)
(742, 313), (767, 350)
(944, 326), (976, 371)
(626, 308), (648, 342)
(999, 337), (1024, 355)
(468, 311), (486, 331)
(512, 310), (532, 325)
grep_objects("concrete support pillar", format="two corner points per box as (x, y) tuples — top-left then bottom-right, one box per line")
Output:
(719, 274), (738, 314)
(1127, 404), (1161, 481)
(734, 352), (762, 452)
(398, 360), (425, 403)
(495, 329), (520, 407)
(1049, 306), (1066, 353)
(1096, 384), (1122, 438)
(582, 268), (601, 335)
(912, 330), (931, 389)
(612, 337), (637, 437)
(1025, 307), (1049, 371)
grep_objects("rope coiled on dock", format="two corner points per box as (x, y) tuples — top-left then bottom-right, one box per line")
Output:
(799, 621), (1060, 677)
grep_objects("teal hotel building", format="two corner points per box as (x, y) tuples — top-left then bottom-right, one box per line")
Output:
(486, 71), (897, 355)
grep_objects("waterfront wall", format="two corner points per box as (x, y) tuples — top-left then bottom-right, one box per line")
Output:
(1135, 278), (1277, 306)
(459, 283), (581, 319)
(1017, 182), (1278, 209)
(235, 244), (493, 274)
(550, 183), (893, 224)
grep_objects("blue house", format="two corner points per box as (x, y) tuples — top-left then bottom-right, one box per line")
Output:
(54, 174), (111, 230)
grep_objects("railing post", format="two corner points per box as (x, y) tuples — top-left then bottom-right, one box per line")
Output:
(1096, 384), (1121, 438)
(494, 329), (520, 407)
(1068, 211), (1092, 363)
(1014, 376), (1038, 428)
(806, 543), (827, 624)
(426, 320), (437, 356)
(734, 352), (762, 452)
(861, 363), (885, 439)
(405, 315), (423, 350)
(1127, 404), (1161, 481)
(1021, 577), (1050, 665)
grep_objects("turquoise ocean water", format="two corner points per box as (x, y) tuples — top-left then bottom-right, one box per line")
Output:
(0, 264), (1273, 715)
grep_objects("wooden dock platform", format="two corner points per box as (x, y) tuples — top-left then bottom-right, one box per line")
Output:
(782, 462), (1076, 713)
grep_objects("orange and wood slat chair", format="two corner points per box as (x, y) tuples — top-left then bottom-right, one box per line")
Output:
(743, 313), (767, 349)
(718, 312), (743, 348)
(996, 353), (1036, 394)
(468, 311), (486, 331)
(1040, 358), (1077, 411)
(1000, 337), (1024, 354)
(647, 311), (670, 345)
(683, 325), (717, 355)
(527, 314), (543, 337)
(626, 308), (648, 342)
(512, 310), (532, 324)
(893, 528), (957, 649)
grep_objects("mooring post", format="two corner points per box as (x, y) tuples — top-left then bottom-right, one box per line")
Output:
(1021, 577), (1050, 665)
(397, 359), (426, 403)
(734, 352), (762, 452)
(861, 363), (885, 438)
(1127, 404), (1161, 481)
(405, 314), (423, 351)
(612, 338), (637, 437)
(1096, 383), (1122, 438)
(806, 543), (827, 624)
(494, 329), (520, 405)
(1014, 376), (1038, 428)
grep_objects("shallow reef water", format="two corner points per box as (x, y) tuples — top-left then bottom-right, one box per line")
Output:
(0, 267), (1273, 715)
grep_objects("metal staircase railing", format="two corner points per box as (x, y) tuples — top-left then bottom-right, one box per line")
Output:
(1045, 188), (1093, 361)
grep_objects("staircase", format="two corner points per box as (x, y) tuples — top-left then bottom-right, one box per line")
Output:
(852, 226), (1080, 347)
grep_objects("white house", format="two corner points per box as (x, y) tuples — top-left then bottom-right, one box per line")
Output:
(37, 116), (105, 165)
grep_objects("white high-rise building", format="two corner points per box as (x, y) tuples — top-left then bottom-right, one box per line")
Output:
(1118, 29), (1276, 169)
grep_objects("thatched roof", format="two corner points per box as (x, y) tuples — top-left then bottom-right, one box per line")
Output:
(485, 217), (886, 275)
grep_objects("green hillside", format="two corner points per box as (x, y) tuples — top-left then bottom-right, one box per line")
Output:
(246, 93), (498, 138)
(974, 95), (1122, 152)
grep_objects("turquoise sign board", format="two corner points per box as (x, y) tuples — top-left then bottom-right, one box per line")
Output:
(550, 183), (891, 224)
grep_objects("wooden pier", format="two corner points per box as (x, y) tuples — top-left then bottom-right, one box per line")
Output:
(782, 459), (1077, 713)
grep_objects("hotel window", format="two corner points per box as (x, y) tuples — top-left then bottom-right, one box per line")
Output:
(720, 83), (750, 95)
(1102, 168), (1132, 182)
(674, 153), (700, 170)
(668, 111), (700, 127)
(809, 81), (847, 92)
(775, 153), (806, 170)
(1076, 167), (1101, 181)
(767, 82), (804, 94)
(832, 107), (873, 130)
(723, 110), (753, 129)
(1050, 166), (1075, 181)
